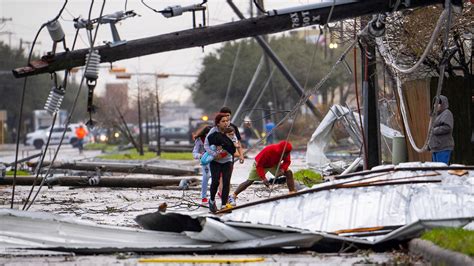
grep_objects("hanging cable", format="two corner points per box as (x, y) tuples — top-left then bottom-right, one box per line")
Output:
(223, 42), (242, 106)
(245, 66), (276, 121)
(231, 56), (265, 124)
(239, 36), (359, 165)
(25, 0), (108, 211)
(10, 0), (69, 209)
(377, 1), (453, 153)
(253, 0), (267, 15)
(382, 9), (448, 74)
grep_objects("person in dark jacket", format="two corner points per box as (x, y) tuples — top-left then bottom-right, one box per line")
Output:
(428, 95), (454, 164)
(204, 113), (236, 213)
(229, 141), (297, 206)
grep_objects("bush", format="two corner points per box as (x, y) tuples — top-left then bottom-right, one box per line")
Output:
(293, 168), (323, 188)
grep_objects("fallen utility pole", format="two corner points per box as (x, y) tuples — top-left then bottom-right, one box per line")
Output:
(0, 175), (199, 188)
(27, 161), (196, 176)
(227, 0), (322, 119)
(13, 0), (443, 78)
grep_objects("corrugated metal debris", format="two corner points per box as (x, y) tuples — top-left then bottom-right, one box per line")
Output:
(1, 162), (473, 253)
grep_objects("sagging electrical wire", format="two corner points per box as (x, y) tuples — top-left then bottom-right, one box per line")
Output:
(253, 0), (267, 15)
(141, 0), (160, 13)
(223, 41), (242, 107)
(24, 0), (108, 211)
(226, 40), (359, 198)
(10, 0), (69, 209)
(244, 66), (277, 119)
(229, 36), (359, 178)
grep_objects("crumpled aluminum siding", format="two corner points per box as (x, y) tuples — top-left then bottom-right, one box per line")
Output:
(0, 210), (321, 253)
(222, 163), (474, 242)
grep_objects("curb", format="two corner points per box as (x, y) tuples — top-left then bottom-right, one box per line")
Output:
(409, 238), (474, 266)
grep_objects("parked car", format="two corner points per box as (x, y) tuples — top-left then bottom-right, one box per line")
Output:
(160, 126), (191, 144)
(25, 123), (85, 149)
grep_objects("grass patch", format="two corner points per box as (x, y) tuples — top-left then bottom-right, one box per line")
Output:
(97, 150), (193, 160)
(6, 170), (30, 176)
(98, 150), (158, 160)
(159, 152), (193, 160)
(84, 143), (117, 152)
(421, 228), (474, 256)
(293, 169), (323, 188)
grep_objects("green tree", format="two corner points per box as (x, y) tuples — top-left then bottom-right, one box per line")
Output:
(0, 42), (87, 141)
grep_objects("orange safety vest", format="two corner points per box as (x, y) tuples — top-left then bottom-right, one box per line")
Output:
(75, 127), (87, 139)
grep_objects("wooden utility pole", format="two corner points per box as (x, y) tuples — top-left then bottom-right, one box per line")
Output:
(13, 0), (442, 78)
(360, 19), (381, 170)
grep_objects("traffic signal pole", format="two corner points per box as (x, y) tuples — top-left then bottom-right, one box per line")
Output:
(13, 0), (443, 79)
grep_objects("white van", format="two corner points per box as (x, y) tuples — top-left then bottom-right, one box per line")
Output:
(25, 123), (84, 149)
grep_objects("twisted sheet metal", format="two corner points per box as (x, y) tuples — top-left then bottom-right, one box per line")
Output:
(222, 162), (474, 241)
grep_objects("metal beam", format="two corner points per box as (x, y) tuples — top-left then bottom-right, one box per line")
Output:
(12, 0), (442, 78)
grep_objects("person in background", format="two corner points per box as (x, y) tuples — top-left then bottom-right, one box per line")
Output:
(192, 125), (213, 204)
(428, 95), (454, 164)
(242, 117), (253, 149)
(75, 124), (88, 154)
(205, 113), (236, 213)
(229, 141), (297, 206)
(265, 119), (275, 144)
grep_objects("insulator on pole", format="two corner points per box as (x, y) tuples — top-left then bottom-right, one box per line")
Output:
(47, 20), (65, 42)
(84, 50), (100, 80)
(44, 86), (65, 114)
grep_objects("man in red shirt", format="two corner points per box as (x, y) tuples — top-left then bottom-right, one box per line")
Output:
(229, 141), (296, 205)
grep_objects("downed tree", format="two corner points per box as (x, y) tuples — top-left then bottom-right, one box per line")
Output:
(0, 175), (200, 188)
(27, 161), (197, 176)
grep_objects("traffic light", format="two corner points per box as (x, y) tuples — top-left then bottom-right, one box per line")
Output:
(201, 115), (208, 121)
(109, 67), (127, 73)
(115, 73), (132, 79)
(156, 73), (170, 78)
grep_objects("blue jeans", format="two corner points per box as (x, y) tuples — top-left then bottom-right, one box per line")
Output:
(200, 164), (211, 199)
(432, 150), (452, 164)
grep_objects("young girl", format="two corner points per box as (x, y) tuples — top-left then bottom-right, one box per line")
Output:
(224, 127), (241, 158)
(192, 125), (212, 204)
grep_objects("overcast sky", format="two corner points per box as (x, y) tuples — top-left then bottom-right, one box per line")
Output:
(0, 0), (321, 103)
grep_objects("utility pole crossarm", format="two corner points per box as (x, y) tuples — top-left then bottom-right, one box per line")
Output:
(12, 0), (442, 78)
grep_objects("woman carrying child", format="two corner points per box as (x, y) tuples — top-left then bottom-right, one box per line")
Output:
(192, 125), (212, 204)
(204, 113), (236, 213)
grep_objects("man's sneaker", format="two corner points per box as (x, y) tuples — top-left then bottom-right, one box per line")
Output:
(208, 200), (217, 213)
(201, 198), (208, 204)
(228, 195), (237, 206)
